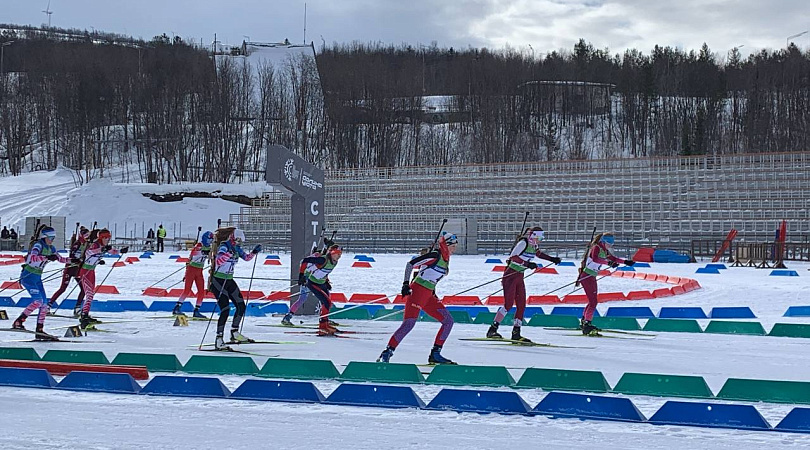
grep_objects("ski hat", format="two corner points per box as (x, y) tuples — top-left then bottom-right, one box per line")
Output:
(327, 244), (342, 259)
(98, 229), (112, 241)
(200, 231), (214, 247)
(441, 232), (458, 246)
(40, 226), (56, 241)
(79, 226), (90, 237)
(231, 228), (246, 244)
(600, 234), (615, 247)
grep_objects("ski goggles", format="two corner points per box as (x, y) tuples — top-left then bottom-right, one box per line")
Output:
(601, 235), (615, 246)
(530, 230), (545, 241)
(442, 233), (458, 246)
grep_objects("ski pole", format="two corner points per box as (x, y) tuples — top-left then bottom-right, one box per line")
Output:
(371, 308), (404, 322)
(319, 293), (397, 320)
(562, 268), (619, 297)
(199, 279), (227, 351)
(232, 276), (297, 281)
(238, 251), (261, 333)
(6, 269), (66, 299)
(479, 269), (540, 304)
(257, 284), (302, 309)
(144, 265), (186, 289)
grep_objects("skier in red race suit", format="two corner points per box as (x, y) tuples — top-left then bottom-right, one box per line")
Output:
(173, 230), (213, 319)
(577, 232), (634, 335)
(48, 225), (89, 309)
(486, 226), (561, 343)
(77, 229), (127, 329)
(377, 232), (458, 365)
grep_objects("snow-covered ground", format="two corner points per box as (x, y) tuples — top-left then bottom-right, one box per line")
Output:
(1, 252), (809, 449)
(0, 168), (249, 240)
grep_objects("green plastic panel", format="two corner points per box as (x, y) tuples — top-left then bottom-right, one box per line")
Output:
(183, 355), (259, 375)
(592, 317), (641, 331)
(613, 372), (714, 398)
(426, 364), (515, 387)
(768, 323), (810, 338)
(339, 361), (425, 384)
(0, 347), (40, 361)
(527, 315), (580, 329)
(718, 378), (810, 404)
(42, 350), (109, 365)
(515, 368), (610, 392)
(642, 318), (703, 333)
(704, 320), (766, 335)
(111, 353), (183, 372)
(258, 358), (340, 380)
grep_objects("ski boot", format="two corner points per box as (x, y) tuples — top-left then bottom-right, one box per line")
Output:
(192, 308), (206, 319)
(214, 334), (230, 350)
(280, 313), (294, 326)
(317, 320), (338, 336)
(79, 314), (92, 330)
(486, 322), (502, 339)
(35, 324), (58, 341)
(511, 326), (533, 344)
(230, 329), (254, 343)
(428, 345), (455, 365)
(171, 302), (185, 316)
(12, 315), (26, 330)
(377, 346), (395, 363)
(580, 320), (601, 336)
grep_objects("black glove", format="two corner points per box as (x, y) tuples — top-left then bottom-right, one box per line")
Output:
(297, 273), (306, 286)
(120, 246), (129, 254)
(608, 261), (620, 268)
(102, 245), (112, 252)
(525, 261), (538, 270)
(46, 254), (59, 261)
(98, 259), (106, 265)
(201, 249), (210, 255)
(324, 238), (335, 248)
(401, 282), (412, 296)
(551, 256), (562, 265)
(624, 259), (636, 266)
(252, 245), (262, 254)
(325, 280), (332, 291)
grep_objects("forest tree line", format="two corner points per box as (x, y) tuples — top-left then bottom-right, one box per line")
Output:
(0, 25), (808, 183)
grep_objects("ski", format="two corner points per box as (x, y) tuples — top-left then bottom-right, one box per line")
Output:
(282, 329), (386, 335)
(571, 332), (655, 340)
(196, 347), (277, 357)
(5, 338), (117, 344)
(259, 323), (353, 330)
(543, 327), (656, 337)
(458, 337), (592, 349)
(196, 340), (311, 347)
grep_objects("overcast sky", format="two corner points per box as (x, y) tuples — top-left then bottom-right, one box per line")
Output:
(3, 0), (808, 56)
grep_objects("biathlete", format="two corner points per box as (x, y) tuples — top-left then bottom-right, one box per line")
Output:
(12, 226), (70, 340)
(209, 227), (261, 349)
(577, 232), (634, 335)
(48, 225), (89, 311)
(378, 232), (458, 365)
(282, 237), (336, 326)
(297, 244), (343, 335)
(77, 228), (127, 329)
(173, 230), (213, 318)
(486, 226), (561, 342)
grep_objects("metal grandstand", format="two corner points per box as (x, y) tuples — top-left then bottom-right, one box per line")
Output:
(227, 151), (810, 256)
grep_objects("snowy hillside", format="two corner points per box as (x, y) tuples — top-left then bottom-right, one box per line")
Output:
(0, 168), (261, 239)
